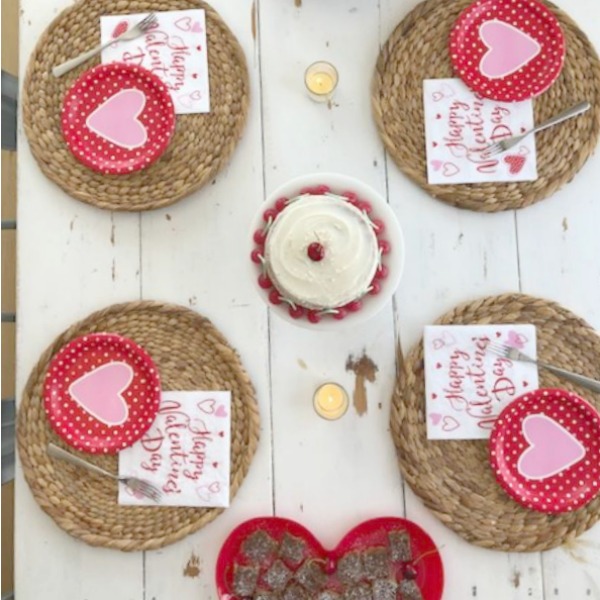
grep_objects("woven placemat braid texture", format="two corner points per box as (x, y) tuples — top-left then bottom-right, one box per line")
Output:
(22, 0), (249, 211)
(391, 293), (600, 552)
(17, 301), (260, 551)
(372, 0), (600, 212)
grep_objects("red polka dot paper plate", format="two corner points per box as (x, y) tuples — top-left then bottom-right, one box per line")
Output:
(490, 388), (600, 513)
(61, 63), (175, 175)
(449, 0), (566, 102)
(43, 333), (161, 454)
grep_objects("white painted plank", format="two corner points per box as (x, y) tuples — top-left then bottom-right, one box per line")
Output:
(259, 0), (402, 552)
(140, 2), (272, 599)
(16, 4), (144, 599)
(379, 0), (544, 596)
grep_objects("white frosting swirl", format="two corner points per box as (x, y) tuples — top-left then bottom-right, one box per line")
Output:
(265, 194), (379, 309)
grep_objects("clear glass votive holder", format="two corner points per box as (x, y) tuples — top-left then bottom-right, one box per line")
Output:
(304, 61), (339, 103)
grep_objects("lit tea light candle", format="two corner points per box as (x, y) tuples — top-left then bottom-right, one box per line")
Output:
(304, 61), (339, 102)
(313, 383), (349, 420)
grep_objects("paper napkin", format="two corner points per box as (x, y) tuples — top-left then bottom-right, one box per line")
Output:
(423, 78), (537, 184)
(424, 324), (538, 440)
(101, 10), (210, 114)
(118, 391), (230, 506)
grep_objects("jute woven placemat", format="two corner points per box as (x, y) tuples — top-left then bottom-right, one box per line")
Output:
(22, 0), (249, 211)
(372, 0), (600, 212)
(391, 293), (600, 551)
(17, 301), (260, 551)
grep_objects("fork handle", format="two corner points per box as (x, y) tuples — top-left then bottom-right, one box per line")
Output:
(52, 39), (113, 78)
(47, 443), (118, 480)
(533, 101), (591, 135)
(537, 361), (600, 393)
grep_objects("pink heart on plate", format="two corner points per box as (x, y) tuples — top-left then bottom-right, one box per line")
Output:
(69, 362), (132, 425)
(479, 20), (541, 79)
(198, 399), (216, 414)
(430, 412), (442, 426)
(518, 414), (586, 480)
(215, 404), (228, 418)
(430, 159), (443, 171)
(86, 89), (147, 150)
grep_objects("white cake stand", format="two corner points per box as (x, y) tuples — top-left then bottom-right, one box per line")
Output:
(248, 172), (405, 331)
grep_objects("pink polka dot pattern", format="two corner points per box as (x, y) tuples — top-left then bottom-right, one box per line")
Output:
(61, 63), (175, 175)
(490, 388), (600, 513)
(43, 333), (161, 454)
(449, 0), (566, 101)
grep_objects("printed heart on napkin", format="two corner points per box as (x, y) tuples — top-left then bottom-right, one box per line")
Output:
(442, 162), (460, 177)
(69, 362), (133, 425)
(216, 517), (444, 600)
(504, 154), (526, 174)
(518, 414), (586, 479)
(86, 89), (148, 149)
(479, 20), (541, 79)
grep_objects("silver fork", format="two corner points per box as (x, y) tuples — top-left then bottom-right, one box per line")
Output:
(47, 443), (162, 503)
(480, 101), (591, 158)
(52, 12), (158, 78)
(487, 342), (600, 394)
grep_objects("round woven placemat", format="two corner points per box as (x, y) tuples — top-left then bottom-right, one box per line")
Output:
(391, 293), (600, 552)
(17, 301), (260, 551)
(23, 0), (249, 211)
(372, 0), (600, 212)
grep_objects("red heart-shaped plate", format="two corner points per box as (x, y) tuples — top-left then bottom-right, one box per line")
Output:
(216, 516), (444, 599)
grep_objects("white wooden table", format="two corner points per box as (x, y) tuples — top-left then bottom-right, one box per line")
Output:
(16, 0), (600, 598)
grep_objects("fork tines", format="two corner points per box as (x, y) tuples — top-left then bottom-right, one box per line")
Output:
(128, 478), (161, 503)
(480, 142), (507, 158)
(487, 342), (511, 356)
(139, 12), (158, 30)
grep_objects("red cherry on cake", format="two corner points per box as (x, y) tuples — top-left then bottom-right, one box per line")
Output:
(333, 308), (347, 320)
(376, 264), (389, 279)
(289, 305), (305, 319)
(258, 274), (272, 289)
(378, 240), (391, 255)
(369, 281), (381, 295)
(342, 191), (358, 200)
(403, 563), (418, 580)
(372, 218), (385, 233)
(263, 208), (278, 222)
(253, 229), (267, 244)
(307, 310), (321, 323)
(269, 290), (282, 305)
(251, 249), (263, 264)
(275, 197), (288, 212)
(358, 200), (372, 214)
(307, 242), (325, 262)
(315, 184), (331, 194)
(345, 300), (363, 312)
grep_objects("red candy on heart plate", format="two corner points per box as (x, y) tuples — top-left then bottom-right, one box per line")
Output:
(216, 517), (444, 600)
